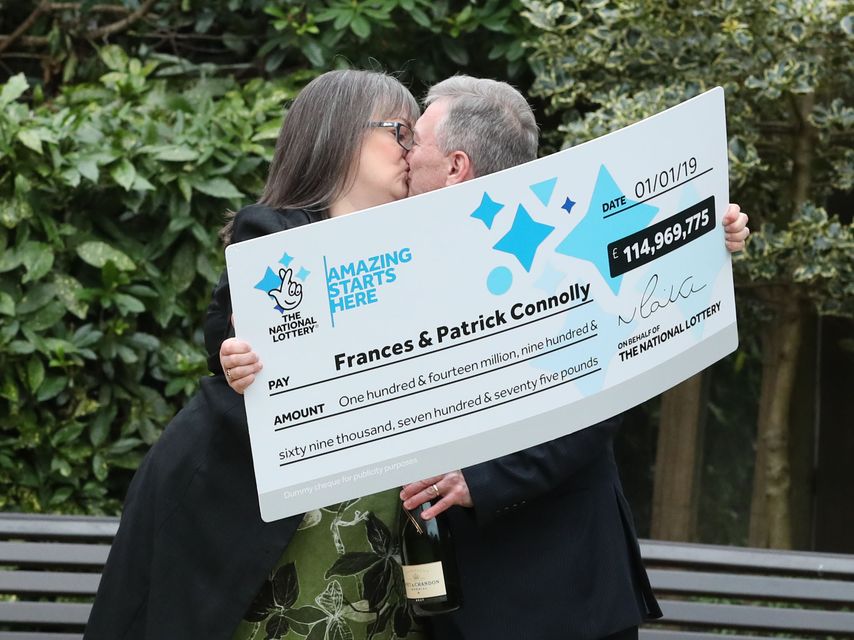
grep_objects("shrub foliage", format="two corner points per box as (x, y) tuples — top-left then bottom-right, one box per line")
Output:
(0, 48), (301, 512)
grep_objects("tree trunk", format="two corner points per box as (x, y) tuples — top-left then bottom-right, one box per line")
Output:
(748, 362), (772, 546)
(749, 296), (804, 549)
(748, 92), (815, 549)
(790, 93), (815, 214)
(651, 372), (707, 541)
(788, 313), (818, 550)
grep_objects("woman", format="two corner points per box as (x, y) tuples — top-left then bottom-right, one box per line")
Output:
(85, 69), (425, 640)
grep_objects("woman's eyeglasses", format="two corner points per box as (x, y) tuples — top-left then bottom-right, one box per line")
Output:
(369, 121), (414, 151)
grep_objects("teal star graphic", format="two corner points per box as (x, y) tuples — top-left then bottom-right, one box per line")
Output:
(255, 267), (283, 293)
(493, 205), (554, 272)
(471, 193), (505, 229)
(255, 266), (289, 312)
(296, 266), (310, 281)
(279, 252), (294, 267)
(554, 165), (659, 294)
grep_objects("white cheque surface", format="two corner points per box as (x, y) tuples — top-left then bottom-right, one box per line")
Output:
(226, 87), (738, 521)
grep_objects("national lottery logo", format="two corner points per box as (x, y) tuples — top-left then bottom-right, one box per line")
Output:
(254, 252), (311, 314)
(254, 252), (318, 343)
(267, 268), (302, 311)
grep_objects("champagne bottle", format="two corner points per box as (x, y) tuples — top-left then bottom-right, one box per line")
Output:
(399, 500), (462, 616)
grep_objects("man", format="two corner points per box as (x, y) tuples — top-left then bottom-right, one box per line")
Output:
(222, 76), (750, 639)
(398, 76), (748, 640)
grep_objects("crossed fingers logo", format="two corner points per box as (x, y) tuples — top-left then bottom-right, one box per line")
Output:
(268, 268), (303, 311)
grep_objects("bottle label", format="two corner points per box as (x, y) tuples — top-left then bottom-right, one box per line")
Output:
(402, 561), (447, 599)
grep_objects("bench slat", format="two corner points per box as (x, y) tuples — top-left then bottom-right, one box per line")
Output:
(0, 633), (82, 640)
(658, 599), (854, 633)
(0, 515), (118, 542)
(0, 570), (101, 596)
(648, 568), (854, 604)
(639, 630), (801, 640)
(0, 542), (110, 568)
(0, 601), (90, 625)
(641, 540), (854, 578)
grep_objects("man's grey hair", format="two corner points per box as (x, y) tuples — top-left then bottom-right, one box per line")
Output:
(426, 75), (538, 178)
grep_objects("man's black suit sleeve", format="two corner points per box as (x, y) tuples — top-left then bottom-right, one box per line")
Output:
(462, 415), (622, 527)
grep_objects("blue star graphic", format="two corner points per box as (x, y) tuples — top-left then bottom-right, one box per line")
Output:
(255, 267), (283, 294)
(493, 205), (554, 272)
(554, 165), (658, 294)
(279, 252), (294, 267)
(471, 193), (505, 229)
(255, 267), (288, 312)
(561, 197), (576, 215)
(296, 266), (310, 281)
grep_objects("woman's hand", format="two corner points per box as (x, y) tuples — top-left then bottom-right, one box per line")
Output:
(723, 203), (750, 252)
(220, 338), (262, 394)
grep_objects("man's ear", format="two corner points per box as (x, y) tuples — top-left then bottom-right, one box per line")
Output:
(445, 150), (476, 186)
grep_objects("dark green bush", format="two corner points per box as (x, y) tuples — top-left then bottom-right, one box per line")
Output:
(0, 0), (538, 516)
(0, 47), (303, 513)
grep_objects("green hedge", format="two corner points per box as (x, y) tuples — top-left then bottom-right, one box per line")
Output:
(0, 0), (538, 516)
(0, 47), (303, 513)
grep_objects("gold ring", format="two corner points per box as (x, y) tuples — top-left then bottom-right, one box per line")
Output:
(430, 483), (439, 496)
(226, 369), (232, 379)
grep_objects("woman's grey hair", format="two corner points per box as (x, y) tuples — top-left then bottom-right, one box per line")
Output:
(425, 75), (538, 178)
(221, 69), (419, 244)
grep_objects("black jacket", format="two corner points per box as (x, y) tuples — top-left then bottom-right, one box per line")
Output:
(431, 417), (661, 640)
(84, 206), (319, 639)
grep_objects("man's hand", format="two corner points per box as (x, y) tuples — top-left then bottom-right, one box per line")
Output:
(723, 203), (750, 252)
(268, 268), (303, 311)
(400, 470), (473, 520)
(220, 337), (261, 394)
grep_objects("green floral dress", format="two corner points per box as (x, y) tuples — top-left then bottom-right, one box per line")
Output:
(231, 489), (426, 640)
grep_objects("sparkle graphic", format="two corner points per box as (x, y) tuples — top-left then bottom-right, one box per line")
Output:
(296, 266), (311, 281)
(493, 204), (554, 272)
(255, 267), (283, 294)
(470, 193), (505, 229)
(279, 252), (294, 267)
(529, 177), (558, 207)
(561, 197), (577, 215)
(554, 165), (658, 293)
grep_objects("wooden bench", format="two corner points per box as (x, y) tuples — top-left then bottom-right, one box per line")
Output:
(2, 512), (854, 638)
(0, 513), (116, 640)
(639, 539), (854, 639)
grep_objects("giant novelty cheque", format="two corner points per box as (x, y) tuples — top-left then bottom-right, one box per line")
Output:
(226, 87), (738, 521)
